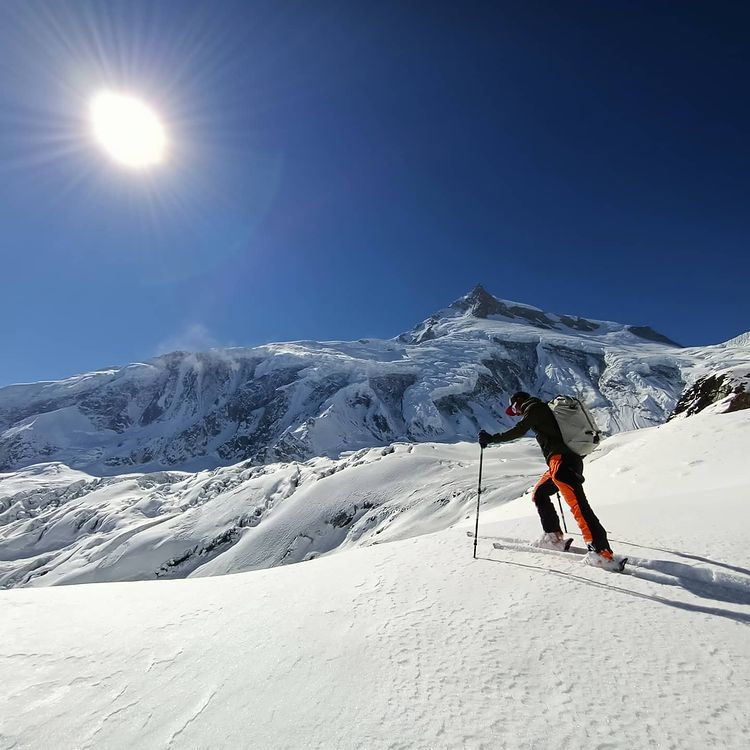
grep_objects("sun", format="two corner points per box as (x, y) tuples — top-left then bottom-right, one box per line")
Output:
(89, 91), (167, 169)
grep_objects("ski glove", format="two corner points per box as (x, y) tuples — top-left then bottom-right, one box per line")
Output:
(478, 430), (496, 448)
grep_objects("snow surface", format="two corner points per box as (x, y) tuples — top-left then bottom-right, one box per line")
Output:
(1, 408), (749, 748)
(722, 331), (750, 348)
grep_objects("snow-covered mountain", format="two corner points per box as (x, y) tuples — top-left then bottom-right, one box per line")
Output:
(2, 285), (747, 476)
(2, 404), (749, 749)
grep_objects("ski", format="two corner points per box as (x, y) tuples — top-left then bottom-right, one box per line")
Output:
(466, 530), (584, 552)
(490, 538), (628, 572)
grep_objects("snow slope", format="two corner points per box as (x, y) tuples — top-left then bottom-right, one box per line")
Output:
(3, 286), (747, 475)
(1, 408), (749, 749)
(0, 439), (547, 588)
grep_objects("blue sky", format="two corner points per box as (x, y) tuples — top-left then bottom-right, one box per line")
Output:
(1, 0), (748, 386)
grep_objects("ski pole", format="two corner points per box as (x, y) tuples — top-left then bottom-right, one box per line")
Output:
(556, 492), (568, 534)
(473, 446), (484, 559)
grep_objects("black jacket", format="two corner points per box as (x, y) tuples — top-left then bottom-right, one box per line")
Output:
(491, 397), (573, 462)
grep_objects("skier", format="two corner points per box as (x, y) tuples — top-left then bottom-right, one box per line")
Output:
(478, 391), (616, 569)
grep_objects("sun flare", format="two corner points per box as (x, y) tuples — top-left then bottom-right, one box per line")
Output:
(89, 91), (167, 169)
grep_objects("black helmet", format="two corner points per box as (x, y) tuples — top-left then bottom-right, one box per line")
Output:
(506, 391), (530, 416)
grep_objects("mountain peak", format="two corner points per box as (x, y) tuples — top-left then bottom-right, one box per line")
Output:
(448, 285), (597, 331)
(452, 284), (519, 319)
(400, 286), (682, 346)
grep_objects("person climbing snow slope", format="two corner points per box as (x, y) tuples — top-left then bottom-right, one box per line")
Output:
(479, 391), (618, 570)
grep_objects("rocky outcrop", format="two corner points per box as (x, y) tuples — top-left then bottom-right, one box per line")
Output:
(670, 367), (750, 419)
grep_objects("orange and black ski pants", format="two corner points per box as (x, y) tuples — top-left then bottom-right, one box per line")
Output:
(532, 453), (611, 554)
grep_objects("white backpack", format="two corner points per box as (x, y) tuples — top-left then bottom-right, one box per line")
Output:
(548, 396), (602, 456)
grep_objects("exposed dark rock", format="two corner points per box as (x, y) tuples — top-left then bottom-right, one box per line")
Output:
(670, 371), (750, 419)
(558, 315), (599, 332)
(452, 285), (554, 328)
(330, 508), (356, 528)
(399, 316), (441, 345)
(627, 326), (682, 348)
(156, 527), (242, 578)
(727, 391), (750, 413)
(140, 397), (163, 426)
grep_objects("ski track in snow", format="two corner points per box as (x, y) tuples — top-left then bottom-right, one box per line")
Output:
(483, 534), (750, 610)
